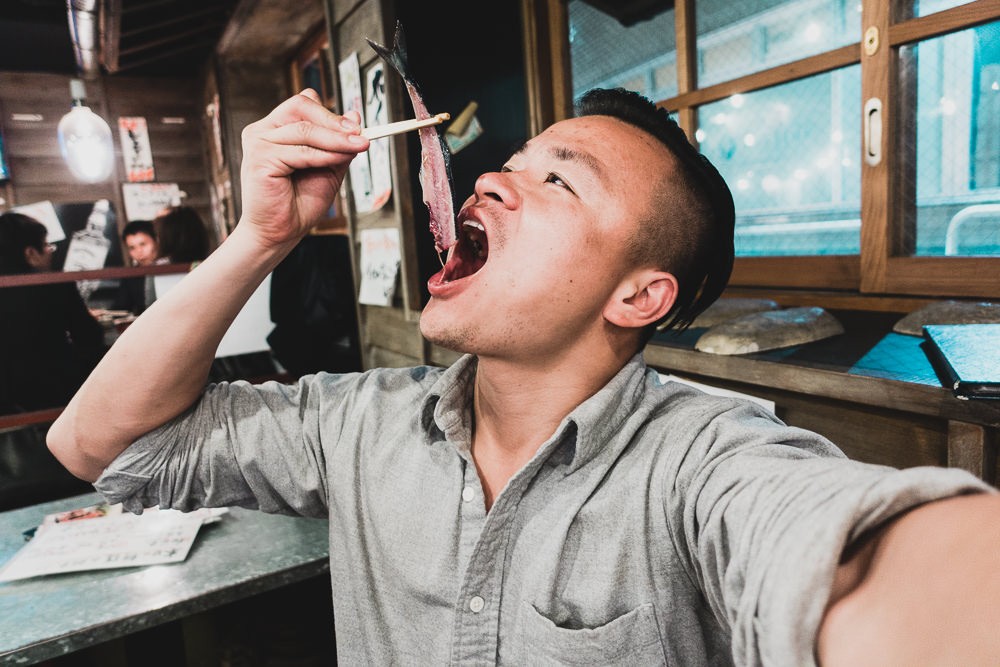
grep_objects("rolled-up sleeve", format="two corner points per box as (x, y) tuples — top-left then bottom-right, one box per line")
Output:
(667, 399), (994, 667)
(95, 372), (363, 518)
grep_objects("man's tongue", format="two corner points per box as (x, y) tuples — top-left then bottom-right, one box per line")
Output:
(441, 224), (488, 283)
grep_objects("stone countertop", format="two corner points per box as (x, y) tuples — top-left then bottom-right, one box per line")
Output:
(0, 492), (330, 665)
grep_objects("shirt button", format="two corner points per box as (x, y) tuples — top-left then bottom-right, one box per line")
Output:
(462, 487), (475, 502)
(469, 596), (485, 613)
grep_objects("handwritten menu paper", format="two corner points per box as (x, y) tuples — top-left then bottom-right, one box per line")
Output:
(358, 227), (401, 306)
(122, 182), (182, 221)
(339, 51), (374, 213)
(0, 506), (226, 583)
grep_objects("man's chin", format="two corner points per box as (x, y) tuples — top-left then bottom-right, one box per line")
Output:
(419, 315), (473, 355)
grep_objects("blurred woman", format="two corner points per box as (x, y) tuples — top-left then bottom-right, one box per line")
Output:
(153, 205), (211, 263)
(0, 212), (107, 412)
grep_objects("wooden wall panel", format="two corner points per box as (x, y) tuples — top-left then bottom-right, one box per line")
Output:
(775, 394), (948, 470)
(0, 71), (213, 249)
(367, 345), (421, 369)
(654, 370), (954, 472)
(361, 305), (424, 360)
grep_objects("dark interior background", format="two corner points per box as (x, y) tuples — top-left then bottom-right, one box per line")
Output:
(394, 0), (529, 305)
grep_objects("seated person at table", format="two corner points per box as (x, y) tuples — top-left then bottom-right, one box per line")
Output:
(0, 212), (107, 412)
(153, 205), (211, 264)
(123, 219), (158, 267)
(49, 88), (1000, 665)
(113, 219), (158, 315)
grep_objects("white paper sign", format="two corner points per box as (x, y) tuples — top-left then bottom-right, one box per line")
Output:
(122, 182), (182, 221)
(358, 227), (401, 306)
(365, 62), (392, 211)
(339, 52), (374, 213)
(118, 116), (155, 182)
(152, 272), (275, 357)
(0, 510), (209, 582)
(11, 200), (65, 243)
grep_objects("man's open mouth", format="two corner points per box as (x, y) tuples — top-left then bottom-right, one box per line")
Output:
(440, 220), (488, 283)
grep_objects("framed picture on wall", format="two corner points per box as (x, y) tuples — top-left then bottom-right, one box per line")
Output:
(290, 26), (337, 110)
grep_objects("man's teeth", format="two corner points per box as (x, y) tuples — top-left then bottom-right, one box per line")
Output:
(463, 221), (487, 258)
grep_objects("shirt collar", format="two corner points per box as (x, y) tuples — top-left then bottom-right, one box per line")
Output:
(559, 352), (650, 471)
(420, 354), (478, 450)
(419, 352), (650, 470)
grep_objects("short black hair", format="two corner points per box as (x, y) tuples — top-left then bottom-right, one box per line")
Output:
(0, 211), (48, 275)
(574, 87), (735, 338)
(154, 206), (210, 263)
(122, 219), (156, 240)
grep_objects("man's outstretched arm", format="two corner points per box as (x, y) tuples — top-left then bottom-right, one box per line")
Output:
(47, 89), (369, 482)
(818, 492), (1000, 665)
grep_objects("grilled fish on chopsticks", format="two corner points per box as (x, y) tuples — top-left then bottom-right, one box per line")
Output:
(367, 21), (457, 253)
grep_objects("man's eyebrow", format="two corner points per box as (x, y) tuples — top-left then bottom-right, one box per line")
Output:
(507, 142), (609, 186)
(549, 146), (608, 186)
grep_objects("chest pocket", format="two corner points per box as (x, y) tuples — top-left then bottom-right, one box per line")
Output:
(513, 601), (668, 665)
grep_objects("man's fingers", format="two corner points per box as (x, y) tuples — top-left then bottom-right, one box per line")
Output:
(248, 140), (360, 177)
(258, 120), (369, 155)
(261, 90), (360, 134)
(298, 87), (322, 104)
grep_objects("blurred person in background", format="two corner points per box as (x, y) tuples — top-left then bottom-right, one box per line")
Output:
(123, 219), (158, 267)
(153, 205), (211, 264)
(112, 219), (158, 316)
(0, 211), (107, 412)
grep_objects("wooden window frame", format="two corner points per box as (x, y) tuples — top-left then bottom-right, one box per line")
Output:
(526, 0), (1000, 307)
(288, 26), (338, 110)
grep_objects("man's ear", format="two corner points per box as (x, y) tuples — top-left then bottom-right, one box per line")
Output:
(603, 270), (678, 329)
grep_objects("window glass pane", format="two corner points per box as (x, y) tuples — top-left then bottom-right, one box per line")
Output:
(913, 0), (976, 18)
(907, 21), (1000, 256)
(697, 0), (860, 87)
(568, 0), (676, 102)
(698, 66), (862, 256)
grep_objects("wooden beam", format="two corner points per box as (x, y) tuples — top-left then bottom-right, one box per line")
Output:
(101, 0), (122, 72)
(661, 44), (859, 111)
(889, 0), (1000, 46)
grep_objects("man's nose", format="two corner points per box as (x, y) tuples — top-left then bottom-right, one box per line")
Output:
(473, 171), (520, 210)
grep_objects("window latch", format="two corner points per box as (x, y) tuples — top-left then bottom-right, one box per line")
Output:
(864, 97), (882, 166)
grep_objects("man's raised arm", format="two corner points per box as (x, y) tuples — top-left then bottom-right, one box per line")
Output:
(818, 493), (1000, 665)
(47, 89), (369, 482)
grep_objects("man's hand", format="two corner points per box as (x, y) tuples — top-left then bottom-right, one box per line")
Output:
(48, 90), (370, 482)
(238, 88), (369, 249)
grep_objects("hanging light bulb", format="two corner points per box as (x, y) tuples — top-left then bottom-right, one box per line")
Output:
(57, 79), (114, 183)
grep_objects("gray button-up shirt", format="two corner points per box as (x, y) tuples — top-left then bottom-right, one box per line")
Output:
(96, 353), (990, 666)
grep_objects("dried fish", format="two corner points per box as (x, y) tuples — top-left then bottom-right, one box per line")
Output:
(695, 306), (844, 355)
(892, 300), (1000, 337)
(367, 22), (457, 253)
(687, 297), (780, 329)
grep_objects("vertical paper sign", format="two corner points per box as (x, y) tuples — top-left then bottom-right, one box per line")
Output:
(358, 227), (401, 306)
(365, 62), (392, 211)
(339, 52), (374, 213)
(118, 116), (155, 182)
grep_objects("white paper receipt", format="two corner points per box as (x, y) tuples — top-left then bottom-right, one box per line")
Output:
(0, 507), (225, 583)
